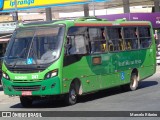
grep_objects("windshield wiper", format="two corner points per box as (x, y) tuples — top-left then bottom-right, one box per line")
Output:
(26, 32), (39, 66)
(12, 57), (26, 68)
(27, 32), (36, 59)
(28, 47), (38, 66)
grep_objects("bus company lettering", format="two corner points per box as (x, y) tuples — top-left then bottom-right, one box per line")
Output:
(15, 76), (27, 80)
(10, 0), (34, 7)
(118, 60), (142, 67)
(156, 21), (160, 24)
(156, 17), (160, 24)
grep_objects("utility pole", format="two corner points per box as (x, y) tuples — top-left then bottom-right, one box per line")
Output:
(13, 0), (18, 24)
(92, 0), (95, 16)
(45, 8), (52, 21)
(84, 4), (89, 17)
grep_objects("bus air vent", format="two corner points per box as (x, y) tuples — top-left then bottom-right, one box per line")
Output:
(12, 85), (41, 91)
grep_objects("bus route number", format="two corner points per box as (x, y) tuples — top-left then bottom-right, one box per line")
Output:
(32, 75), (38, 79)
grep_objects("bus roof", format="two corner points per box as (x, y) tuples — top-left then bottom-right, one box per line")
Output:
(18, 17), (151, 28)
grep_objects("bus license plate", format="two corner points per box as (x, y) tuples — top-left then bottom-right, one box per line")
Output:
(22, 91), (32, 96)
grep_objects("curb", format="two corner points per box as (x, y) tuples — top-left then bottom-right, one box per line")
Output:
(0, 84), (3, 91)
(0, 91), (4, 95)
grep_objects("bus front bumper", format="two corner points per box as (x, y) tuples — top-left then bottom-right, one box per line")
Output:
(1, 77), (61, 96)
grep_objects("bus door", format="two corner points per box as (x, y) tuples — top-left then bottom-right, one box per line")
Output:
(63, 26), (101, 93)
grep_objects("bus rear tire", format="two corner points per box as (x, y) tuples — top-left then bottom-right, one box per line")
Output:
(130, 74), (138, 91)
(65, 84), (77, 105)
(20, 96), (33, 108)
(121, 73), (138, 91)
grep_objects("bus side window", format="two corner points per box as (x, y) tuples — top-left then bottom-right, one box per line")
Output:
(74, 35), (87, 54)
(108, 40), (114, 51)
(124, 27), (139, 50)
(67, 26), (88, 55)
(67, 35), (87, 55)
(89, 27), (107, 53)
(139, 27), (152, 49)
(119, 39), (125, 51)
(107, 27), (122, 52)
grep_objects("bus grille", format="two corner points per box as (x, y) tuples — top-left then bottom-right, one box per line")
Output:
(12, 79), (42, 83)
(12, 85), (41, 91)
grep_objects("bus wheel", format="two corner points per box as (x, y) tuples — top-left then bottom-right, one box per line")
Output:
(65, 84), (77, 105)
(129, 74), (138, 91)
(121, 74), (138, 91)
(20, 96), (33, 108)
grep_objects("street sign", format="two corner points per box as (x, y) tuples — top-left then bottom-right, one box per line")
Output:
(0, 0), (110, 12)
(0, 21), (16, 34)
(0, 0), (4, 10)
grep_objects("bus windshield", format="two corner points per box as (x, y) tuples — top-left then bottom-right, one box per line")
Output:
(4, 25), (65, 66)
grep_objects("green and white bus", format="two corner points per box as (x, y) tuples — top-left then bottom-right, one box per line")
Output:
(1, 17), (156, 107)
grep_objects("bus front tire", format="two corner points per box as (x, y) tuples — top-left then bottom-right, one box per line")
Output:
(65, 84), (77, 105)
(20, 96), (33, 108)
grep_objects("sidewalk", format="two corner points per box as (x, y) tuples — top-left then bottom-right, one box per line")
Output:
(0, 85), (2, 90)
(156, 65), (160, 71)
(0, 91), (4, 95)
(0, 85), (4, 95)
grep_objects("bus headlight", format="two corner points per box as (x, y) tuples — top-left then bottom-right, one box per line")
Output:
(2, 72), (10, 80)
(45, 69), (58, 79)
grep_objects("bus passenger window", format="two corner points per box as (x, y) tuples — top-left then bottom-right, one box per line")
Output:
(124, 27), (138, 50)
(108, 40), (114, 51)
(67, 35), (87, 55)
(107, 27), (122, 52)
(89, 27), (107, 53)
(67, 27), (88, 55)
(75, 35), (87, 54)
(119, 39), (125, 51)
(139, 27), (152, 49)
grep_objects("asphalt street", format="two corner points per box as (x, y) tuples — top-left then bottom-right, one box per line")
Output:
(0, 67), (160, 120)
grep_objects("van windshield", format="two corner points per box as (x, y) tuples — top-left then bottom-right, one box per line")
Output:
(4, 25), (65, 67)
